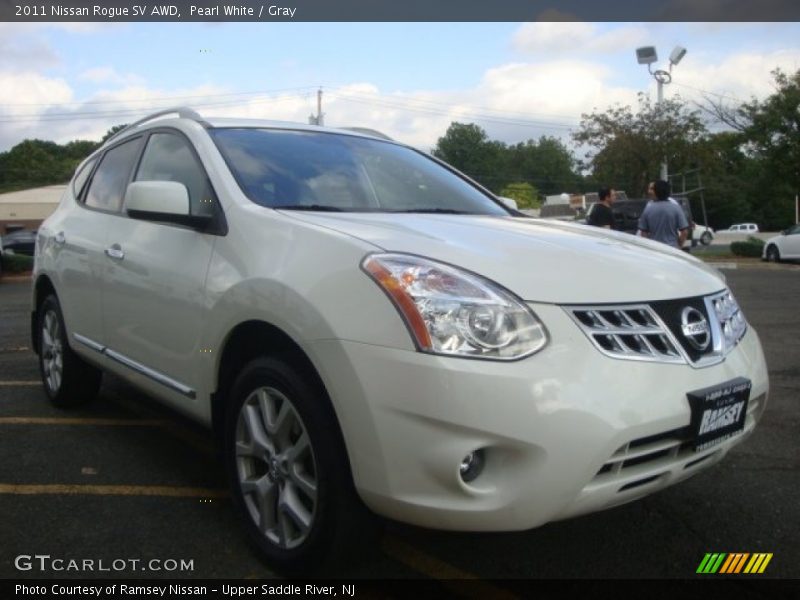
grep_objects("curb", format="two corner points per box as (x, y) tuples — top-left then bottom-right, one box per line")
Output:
(0, 273), (32, 282)
(703, 260), (798, 271)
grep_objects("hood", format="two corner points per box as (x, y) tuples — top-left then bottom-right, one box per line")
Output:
(282, 212), (727, 304)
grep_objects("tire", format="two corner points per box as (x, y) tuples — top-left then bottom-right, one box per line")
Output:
(766, 245), (781, 263)
(700, 231), (712, 245)
(37, 294), (101, 407)
(224, 357), (378, 573)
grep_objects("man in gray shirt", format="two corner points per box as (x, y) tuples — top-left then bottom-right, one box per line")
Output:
(638, 180), (689, 248)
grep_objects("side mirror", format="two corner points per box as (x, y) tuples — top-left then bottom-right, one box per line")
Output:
(125, 181), (211, 229)
(498, 196), (518, 210)
(126, 181), (190, 216)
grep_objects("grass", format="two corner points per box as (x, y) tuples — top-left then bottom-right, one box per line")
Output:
(0, 253), (34, 274)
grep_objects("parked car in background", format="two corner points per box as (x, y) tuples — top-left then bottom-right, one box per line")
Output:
(692, 223), (714, 246)
(1, 229), (37, 256)
(762, 224), (800, 262)
(727, 223), (759, 234)
(31, 108), (769, 571)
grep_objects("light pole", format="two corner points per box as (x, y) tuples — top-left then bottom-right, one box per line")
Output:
(636, 45), (687, 181)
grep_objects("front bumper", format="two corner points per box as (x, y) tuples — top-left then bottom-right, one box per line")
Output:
(307, 303), (769, 531)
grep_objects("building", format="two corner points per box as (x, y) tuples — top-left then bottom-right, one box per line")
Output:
(0, 185), (65, 234)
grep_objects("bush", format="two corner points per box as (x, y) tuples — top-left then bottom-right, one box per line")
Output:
(0, 253), (34, 274)
(730, 237), (765, 258)
(498, 182), (540, 209)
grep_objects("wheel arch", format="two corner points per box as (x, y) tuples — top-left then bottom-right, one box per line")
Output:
(31, 274), (57, 355)
(211, 321), (350, 469)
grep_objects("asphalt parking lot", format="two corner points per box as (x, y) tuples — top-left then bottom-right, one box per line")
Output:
(0, 265), (798, 585)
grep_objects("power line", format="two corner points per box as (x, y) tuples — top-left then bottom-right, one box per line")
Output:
(326, 86), (583, 122)
(327, 92), (578, 131)
(0, 93), (312, 124)
(0, 86), (317, 108)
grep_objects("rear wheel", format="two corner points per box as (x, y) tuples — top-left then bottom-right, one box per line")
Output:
(38, 295), (101, 407)
(766, 245), (781, 263)
(224, 357), (377, 573)
(700, 231), (712, 245)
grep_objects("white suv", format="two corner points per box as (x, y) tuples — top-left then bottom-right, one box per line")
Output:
(32, 109), (769, 570)
(727, 223), (760, 233)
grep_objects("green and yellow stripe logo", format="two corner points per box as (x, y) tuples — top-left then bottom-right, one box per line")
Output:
(696, 553), (773, 574)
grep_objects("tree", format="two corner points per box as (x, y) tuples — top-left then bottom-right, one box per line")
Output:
(506, 137), (578, 196)
(432, 122), (503, 190)
(0, 137), (101, 192)
(101, 124), (129, 143)
(573, 95), (707, 197)
(2, 140), (64, 186)
(739, 69), (800, 228)
(698, 68), (800, 228)
(689, 132), (756, 227)
(433, 123), (581, 196)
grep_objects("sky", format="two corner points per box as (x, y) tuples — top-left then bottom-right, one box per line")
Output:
(1, 21), (799, 154)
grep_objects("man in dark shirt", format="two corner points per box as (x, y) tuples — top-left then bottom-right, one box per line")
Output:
(587, 187), (616, 228)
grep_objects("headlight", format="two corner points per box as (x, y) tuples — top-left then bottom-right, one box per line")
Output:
(362, 253), (548, 360)
(710, 289), (747, 350)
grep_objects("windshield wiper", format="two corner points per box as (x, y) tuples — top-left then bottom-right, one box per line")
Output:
(272, 204), (345, 212)
(392, 208), (472, 214)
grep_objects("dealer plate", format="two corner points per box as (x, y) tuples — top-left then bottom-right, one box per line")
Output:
(687, 377), (751, 451)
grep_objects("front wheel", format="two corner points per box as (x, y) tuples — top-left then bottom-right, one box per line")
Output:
(700, 231), (712, 245)
(224, 357), (377, 572)
(38, 294), (101, 407)
(766, 245), (781, 263)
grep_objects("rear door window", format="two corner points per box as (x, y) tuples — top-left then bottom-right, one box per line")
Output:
(84, 138), (143, 212)
(72, 157), (97, 199)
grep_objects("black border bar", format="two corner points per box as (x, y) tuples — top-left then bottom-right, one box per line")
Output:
(2, 0), (800, 22)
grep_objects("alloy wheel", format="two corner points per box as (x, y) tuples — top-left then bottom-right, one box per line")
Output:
(41, 310), (63, 393)
(235, 386), (318, 550)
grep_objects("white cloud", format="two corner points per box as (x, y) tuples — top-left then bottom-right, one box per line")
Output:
(0, 71), (74, 149)
(512, 22), (649, 57)
(0, 73), (72, 109)
(79, 67), (146, 86)
(0, 63), (638, 153)
(0, 24), (60, 71)
(669, 49), (800, 105)
(1, 21), (798, 158)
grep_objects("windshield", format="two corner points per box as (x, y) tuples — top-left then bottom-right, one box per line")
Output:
(209, 128), (509, 215)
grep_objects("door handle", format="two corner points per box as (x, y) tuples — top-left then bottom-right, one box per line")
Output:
(54, 231), (66, 246)
(105, 244), (125, 260)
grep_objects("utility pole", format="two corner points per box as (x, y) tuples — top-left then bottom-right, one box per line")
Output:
(309, 88), (324, 126)
(654, 72), (669, 181)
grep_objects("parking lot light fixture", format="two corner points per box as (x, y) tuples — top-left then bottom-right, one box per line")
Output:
(636, 45), (688, 180)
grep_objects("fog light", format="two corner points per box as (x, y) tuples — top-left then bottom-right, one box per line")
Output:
(459, 449), (485, 483)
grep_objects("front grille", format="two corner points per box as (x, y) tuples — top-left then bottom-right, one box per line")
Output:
(566, 289), (748, 367)
(568, 304), (685, 364)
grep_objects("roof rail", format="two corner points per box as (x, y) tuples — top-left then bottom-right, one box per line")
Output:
(103, 107), (210, 146)
(339, 127), (393, 141)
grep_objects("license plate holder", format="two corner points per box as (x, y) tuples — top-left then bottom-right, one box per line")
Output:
(687, 377), (751, 451)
